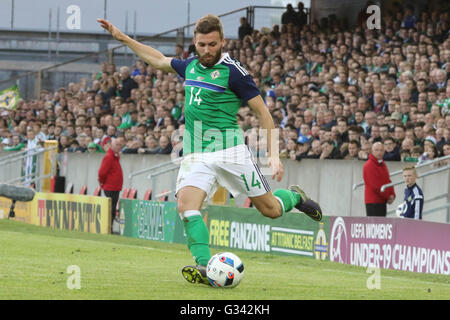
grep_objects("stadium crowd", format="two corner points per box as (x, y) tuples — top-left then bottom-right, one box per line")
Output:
(0, 2), (449, 166)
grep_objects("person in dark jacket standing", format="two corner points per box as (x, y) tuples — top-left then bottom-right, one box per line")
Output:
(98, 138), (124, 233)
(281, 4), (298, 25)
(118, 66), (138, 100)
(363, 142), (396, 217)
(397, 166), (424, 220)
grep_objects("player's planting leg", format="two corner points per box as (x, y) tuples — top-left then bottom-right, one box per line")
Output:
(181, 212), (210, 285)
(183, 211), (211, 267)
(177, 186), (210, 285)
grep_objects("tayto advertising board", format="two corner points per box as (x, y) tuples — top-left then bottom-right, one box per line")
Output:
(329, 217), (450, 275)
(205, 205), (329, 261)
(31, 192), (111, 234)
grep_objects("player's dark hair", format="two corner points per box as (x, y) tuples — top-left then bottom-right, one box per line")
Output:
(194, 14), (224, 39)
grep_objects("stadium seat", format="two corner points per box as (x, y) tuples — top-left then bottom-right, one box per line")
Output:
(128, 188), (137, 199)
(122, 188), (130, 199)
(79, 185), (87, 195)
(159, 190), (169, 202)
(93, 186), (101, 197)
(143, 189), (152, 201)
(65, 183), (74, 194)
(244, 197), (253, 208)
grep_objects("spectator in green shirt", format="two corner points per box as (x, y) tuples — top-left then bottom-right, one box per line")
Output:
(3, 134), (25, 151)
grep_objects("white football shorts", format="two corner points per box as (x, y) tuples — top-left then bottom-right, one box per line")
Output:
(175, 144), (271, 199)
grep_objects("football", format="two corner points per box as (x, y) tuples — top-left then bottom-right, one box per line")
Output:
(206, 252), (244, 288)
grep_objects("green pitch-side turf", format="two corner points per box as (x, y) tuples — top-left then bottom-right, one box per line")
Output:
(0, 219), (449, 300)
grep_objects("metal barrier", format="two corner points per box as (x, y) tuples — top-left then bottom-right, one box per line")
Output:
(352, 154), (450, 191)
(0, 145), (58, 190)
(380, 162), (450, 192)
(128, 156), (182, 201)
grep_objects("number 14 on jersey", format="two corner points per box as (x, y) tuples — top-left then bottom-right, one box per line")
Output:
(189, 87), (202, 106)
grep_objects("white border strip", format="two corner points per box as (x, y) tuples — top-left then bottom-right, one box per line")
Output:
(272, 247), (313, 256)
(271, 227), (314, 235)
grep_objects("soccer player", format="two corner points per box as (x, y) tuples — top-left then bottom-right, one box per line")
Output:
(398, 166), (424, 220)
(98, 15), (322, 285)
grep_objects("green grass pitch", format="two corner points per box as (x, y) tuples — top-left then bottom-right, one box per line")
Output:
(0, 219), (449, 300)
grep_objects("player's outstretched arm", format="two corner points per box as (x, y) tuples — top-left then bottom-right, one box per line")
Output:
(97, 18), (174, 73)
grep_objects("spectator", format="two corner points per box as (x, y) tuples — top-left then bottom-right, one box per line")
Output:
(358, 140), (372, 161)
(138, 136), (160, 154)
(319, 140), (340, 159)
(405, 146), (423, 163)
(284, 138), (298, 159)
(363, 142), (396, 217)
(3, 134), (25, 151)
(305, 139), (322, 159)
(238, 17), (253, 41)
(281, 4), (298, 26)
(383, 137), (401, 161)
(122, 138), (143, 154)
(348, 125), (363, 145)
(402, 5), (417, 29)
(296, 2), (308, 29)
(58, 135), (71, 153)
(293, 137), (311, 160)
(24, 128), (41, 187)
(74, 133), (89, 153)
(155, 135), (172, 154)
(418, 144), (439, 165)
(401, 137), (415, 154)
(98, 138), (124, 234)
(118, 66), (138, 100)
(343, 140), (361, 160)
(87, 142), (105, 153)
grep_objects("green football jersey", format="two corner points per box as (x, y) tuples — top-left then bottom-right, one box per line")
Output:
(171, 53), (260, 154)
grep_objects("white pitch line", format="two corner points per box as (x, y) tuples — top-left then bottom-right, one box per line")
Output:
(0, 230), (182, 255)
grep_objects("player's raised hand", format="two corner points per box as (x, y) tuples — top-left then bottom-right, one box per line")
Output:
(268, 156), (283, 182)
(97, 18), (127, 42)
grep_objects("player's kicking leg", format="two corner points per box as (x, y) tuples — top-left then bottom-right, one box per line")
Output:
(250, 186), (322, 221)
(288, 185), (323, 221)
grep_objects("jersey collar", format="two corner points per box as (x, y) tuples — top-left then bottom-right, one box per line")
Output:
(198, 52), (229, 68)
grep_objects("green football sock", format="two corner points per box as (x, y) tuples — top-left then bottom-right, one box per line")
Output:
(183, 212), (211, 267)
(273, 189), (301, 214)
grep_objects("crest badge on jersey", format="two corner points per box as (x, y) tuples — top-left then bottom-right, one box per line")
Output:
(210, 70), (220, 80)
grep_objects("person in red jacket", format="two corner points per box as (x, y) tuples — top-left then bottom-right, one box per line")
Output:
(98, 138), (124, 233)
(363, 142), (396, 217)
